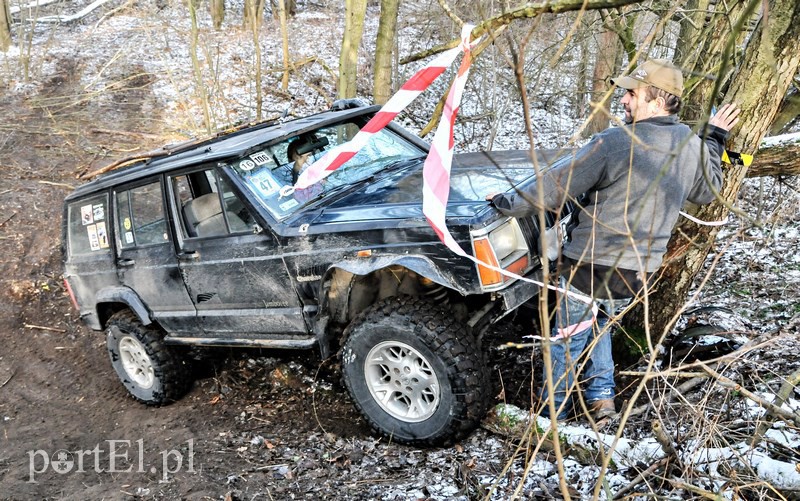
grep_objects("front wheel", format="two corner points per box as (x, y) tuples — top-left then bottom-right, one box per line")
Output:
(341, 297), (491, 445)
(106, 310), (192, 405)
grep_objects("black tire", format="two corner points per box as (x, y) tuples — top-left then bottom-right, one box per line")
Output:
(106, 310), (192, 405)
(341, 297), (491, 445)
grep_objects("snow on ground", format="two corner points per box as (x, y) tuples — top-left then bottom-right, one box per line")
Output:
(2, 0), (799, 498)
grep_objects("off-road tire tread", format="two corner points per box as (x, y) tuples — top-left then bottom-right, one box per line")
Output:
(341, 296), (492, 446)
(106, 310), (192, 405)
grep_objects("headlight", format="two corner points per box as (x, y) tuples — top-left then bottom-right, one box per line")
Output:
(471, 218), (531, 290)
(488, 221), (522, 261)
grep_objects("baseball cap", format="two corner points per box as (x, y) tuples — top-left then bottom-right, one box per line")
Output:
(611, 59), (684, 97)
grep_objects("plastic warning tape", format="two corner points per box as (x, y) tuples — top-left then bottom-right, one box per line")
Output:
(293, 40), (467, 190)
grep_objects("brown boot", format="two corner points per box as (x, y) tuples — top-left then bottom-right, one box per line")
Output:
(589, 399), (616, 421)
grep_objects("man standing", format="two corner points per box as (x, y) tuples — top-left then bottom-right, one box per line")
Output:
(487, 59), (740, 421)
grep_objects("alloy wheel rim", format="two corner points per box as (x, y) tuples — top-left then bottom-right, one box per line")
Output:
(116, 333), (155, 389)
(364, 341), (440, 422)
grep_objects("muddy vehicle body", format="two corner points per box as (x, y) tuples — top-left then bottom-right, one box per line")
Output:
(62, 101), (572, 444)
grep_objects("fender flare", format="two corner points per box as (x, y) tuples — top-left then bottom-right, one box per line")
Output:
(324, 254), (466, 295)
(95, 286), (153, 327)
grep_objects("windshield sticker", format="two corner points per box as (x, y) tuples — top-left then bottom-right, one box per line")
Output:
(92, 203), (105, 222)
(279, 199), (299, 211)
(87, 224), (100, 251)
(96, 221), (109, 248)
(124, 231), (134, 244)
(250, 151), (270, 165)
(123, 217), (132, 231)
(250, 169), (281, 197)
(239, 159), (256, 171)
(81, 204), (93, 225)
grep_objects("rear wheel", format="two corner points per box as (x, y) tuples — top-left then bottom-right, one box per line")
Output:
(341, 297), (491, 445)
(106, 310), (192, 405)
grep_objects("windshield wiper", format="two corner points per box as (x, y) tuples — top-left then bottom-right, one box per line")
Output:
(380, 154), (427, 174)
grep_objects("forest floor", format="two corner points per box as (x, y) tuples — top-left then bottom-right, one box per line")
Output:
(1, 1), (799, 500)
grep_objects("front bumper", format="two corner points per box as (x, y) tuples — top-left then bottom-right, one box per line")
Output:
(496, 267), (545, 313)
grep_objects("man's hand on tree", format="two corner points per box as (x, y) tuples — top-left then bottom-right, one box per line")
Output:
(709, 103), (741, 132)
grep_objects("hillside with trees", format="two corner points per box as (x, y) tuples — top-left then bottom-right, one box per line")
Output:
(1, 0), (798, 498)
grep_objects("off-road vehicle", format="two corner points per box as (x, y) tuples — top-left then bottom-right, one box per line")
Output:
(62, 100), (572, 445)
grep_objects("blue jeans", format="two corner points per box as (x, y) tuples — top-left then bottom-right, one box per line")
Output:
(541, 279), (629, 420)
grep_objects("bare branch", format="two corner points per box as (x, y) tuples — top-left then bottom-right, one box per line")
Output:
(401, 0), (643, 65)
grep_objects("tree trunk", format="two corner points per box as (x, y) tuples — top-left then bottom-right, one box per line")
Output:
(582, 26), (621, 137)
(747, 138), (800, 178)
(338, 0), (368, 99)
(188, 1), (212, 133)
(277, 0), (290, 91)
(245, 0), (264, 118)
(769, 87), (800, 135)
(0, 0), (11, 52)
(209, 0), (225, 30)
(244, 0), (265, 29)
(673, 0), (711, 69)
(677, 0), (757, 124)
(575, 21), (590, 120)
(373, 0), (399, 105)
(636, 0), (800, 339)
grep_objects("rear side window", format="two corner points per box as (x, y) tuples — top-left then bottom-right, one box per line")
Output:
(67, 194), (111, 256)
(116, 181), (168, 249)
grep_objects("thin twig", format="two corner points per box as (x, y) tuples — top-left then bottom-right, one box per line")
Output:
(0, 213), (16, 229)
(699, 362), (800, 427)
(612, 457), (669, 500)
(24, 324), (67, 333)
(1, 371), (15, 388)
(38, 180), (74, 189)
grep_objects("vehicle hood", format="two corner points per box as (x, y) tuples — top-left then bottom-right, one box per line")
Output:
(312, 150), (564, 224)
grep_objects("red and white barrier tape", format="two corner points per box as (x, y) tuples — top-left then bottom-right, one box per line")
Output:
(290, 35), (469, 192)
(290, 23), (598, 335)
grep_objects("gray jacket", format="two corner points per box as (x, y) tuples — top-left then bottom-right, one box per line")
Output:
(492, 115), (728, 273)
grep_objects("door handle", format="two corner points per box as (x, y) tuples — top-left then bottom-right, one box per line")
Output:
(118, 258), (135, 267)
(177, 250), (199, 261)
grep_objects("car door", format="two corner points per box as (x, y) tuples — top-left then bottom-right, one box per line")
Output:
(167, 166), (309, 341)
(114, 178), (198, 334)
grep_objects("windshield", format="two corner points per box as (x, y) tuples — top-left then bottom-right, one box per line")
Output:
(227, 120), (426, 220)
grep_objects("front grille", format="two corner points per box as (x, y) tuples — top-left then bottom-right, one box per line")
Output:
(517, 213), (556, 260)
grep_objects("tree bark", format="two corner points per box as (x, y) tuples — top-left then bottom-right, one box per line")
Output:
(769, 86), (800, 134)
(244, 0), (265, 29)
(339, 0), (368, 99)
(638, 0), (800, 339)
(0, 0), (10, 52)
(582, 24), (621, 137)
(209, 0), (224, 30)
(373, 0), (399, 105)
(677, 0), (758, 124)
(277, 0), (290, 91)
(188, 1), (212, 133)
(746, 135), (800, 178)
